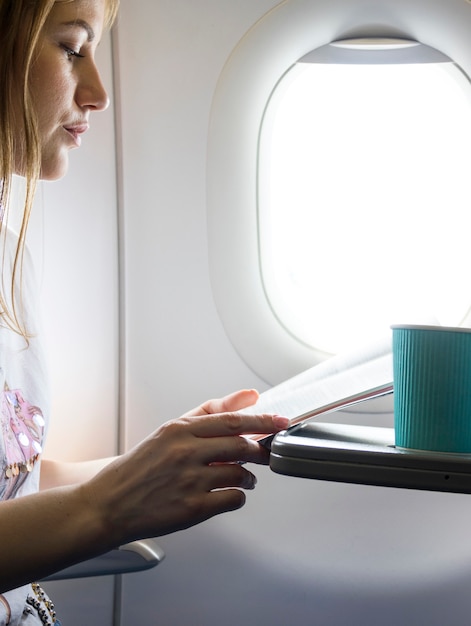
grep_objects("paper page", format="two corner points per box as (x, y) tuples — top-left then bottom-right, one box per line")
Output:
(244, 335), (393, 442)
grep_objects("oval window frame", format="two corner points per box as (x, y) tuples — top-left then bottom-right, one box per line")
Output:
(207, 2), (471, 385)
(257, 38), (471, 355)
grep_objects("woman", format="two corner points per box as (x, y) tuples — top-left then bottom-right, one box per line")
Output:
(0, 1), (288, 623)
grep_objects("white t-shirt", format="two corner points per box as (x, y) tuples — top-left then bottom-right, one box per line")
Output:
(0, 233), (56, 625)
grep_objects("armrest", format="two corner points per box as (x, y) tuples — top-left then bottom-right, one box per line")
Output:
(40, 540), (165, 581)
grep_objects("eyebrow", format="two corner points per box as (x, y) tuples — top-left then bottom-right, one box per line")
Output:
(61, 19), (95, 42)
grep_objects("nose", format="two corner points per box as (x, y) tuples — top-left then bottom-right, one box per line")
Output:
(76, 60), (110, 112)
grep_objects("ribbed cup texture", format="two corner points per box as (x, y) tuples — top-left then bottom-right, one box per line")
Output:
(393, 327), (471, 453)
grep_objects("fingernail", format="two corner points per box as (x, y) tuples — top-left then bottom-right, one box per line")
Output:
(273, 415), (290, 429)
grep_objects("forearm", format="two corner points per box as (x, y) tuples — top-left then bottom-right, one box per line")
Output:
(40, 457), (118, 490)
(0, 483), (113, 593)
(0, 405), (288, 593)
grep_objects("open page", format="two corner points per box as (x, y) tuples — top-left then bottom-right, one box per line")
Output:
(245, 335), (393, 445)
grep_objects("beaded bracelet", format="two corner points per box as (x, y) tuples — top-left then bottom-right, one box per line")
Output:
(25, 583), (59, 625)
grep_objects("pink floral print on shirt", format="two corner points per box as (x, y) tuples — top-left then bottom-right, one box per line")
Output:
(0, 384), (45, 499)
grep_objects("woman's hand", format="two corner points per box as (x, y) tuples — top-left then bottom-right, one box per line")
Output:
(0, 393), (288, 592)
(181, 388), (260, 417)
(84, 398), (288, 549)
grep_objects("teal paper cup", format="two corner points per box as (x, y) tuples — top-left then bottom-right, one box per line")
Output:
(392, 325), (471, 453)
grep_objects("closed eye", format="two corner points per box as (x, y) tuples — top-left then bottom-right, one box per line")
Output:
(61, 44), (85, 60)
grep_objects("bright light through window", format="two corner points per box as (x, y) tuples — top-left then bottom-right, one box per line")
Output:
(258, 40), (471, 355)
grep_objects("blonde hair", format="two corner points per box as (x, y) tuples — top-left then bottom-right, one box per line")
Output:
(0, 0), (119, 337)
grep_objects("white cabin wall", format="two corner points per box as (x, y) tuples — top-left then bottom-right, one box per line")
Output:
(115, 1), (471, 626)
(115, 0), (280, 449)
(20, 0), (471, 624)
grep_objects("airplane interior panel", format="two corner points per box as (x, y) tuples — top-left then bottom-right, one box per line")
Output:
(20, 0), (471, 624)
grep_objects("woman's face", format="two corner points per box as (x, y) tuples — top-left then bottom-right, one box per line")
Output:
(26, 0), (109, 180)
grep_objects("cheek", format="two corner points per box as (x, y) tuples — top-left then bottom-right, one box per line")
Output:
(30, 59), (70, 129)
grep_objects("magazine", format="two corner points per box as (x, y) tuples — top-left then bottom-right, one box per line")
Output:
(244, 335), (393, 447)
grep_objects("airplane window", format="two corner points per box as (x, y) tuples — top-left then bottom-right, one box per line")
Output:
(258, 39), (471, 354)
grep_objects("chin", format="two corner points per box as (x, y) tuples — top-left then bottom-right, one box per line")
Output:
(38, 145), (72, 180)
(39, 160), (70, 181)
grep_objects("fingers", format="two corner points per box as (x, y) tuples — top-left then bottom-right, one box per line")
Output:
(158, 412), (288, 466)
(203, 435), (271, 465)
(181, 412), (289, 439)
(182, 389), (260, 417)
(191, 465), (257, 520)
(201, 464), (261, 516)
(200, 489), (248, 518)
(205, 463), (257, 491)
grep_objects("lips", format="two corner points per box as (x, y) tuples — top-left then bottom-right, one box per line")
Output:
(63, 123), (89, 147)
